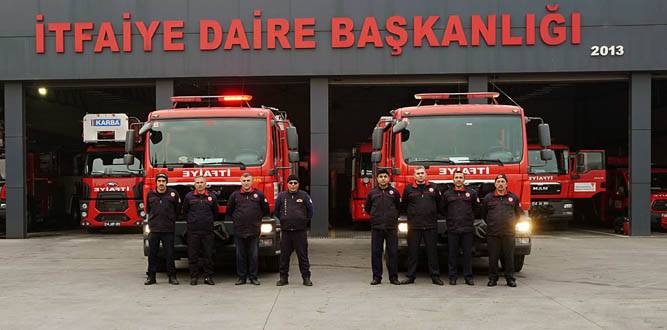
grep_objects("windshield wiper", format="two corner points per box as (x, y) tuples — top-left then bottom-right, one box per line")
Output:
(407, 159), (455, 165)
(197, 161), (247, 170)
(469, 159), (504, 166)
(157, 162), (199, 168)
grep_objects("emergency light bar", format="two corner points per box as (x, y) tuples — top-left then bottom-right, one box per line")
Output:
(170, 95), (253, 103)
(414, 92), (500, 100)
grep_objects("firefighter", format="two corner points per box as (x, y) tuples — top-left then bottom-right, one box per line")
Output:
(144, 173), (180, 285)
(182, 175), (218, 286)
(441, 170), (479, 286)
(400, 166), (444, 286)
(227, 173), (270, 285)
(481, 174), (522, 287)
(274, 174), (314, 287)
(365, 169), (401, 285)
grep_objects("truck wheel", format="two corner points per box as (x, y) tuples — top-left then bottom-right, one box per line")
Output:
(261, 255), (280, 272)
(155, 257), (167, 273)
(514, 255), (525, 272)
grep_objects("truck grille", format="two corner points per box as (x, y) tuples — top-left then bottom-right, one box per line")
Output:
(170, 184), (241, 216)
(96, 192), (129, 212)
(652, 200), (667, 211)
(530, 183), (562, 195)
(95, 214), (130, 222)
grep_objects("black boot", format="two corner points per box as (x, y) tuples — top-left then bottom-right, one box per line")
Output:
(432, 277), (444, 286)
(487, 279), (498, 287)
(400, 277), (415, 285)
(507, 278), (517, 287)
(302, 277), (313, 286)
(190, 277), (198, 286)
(204, 277), (215, 285)
(168, 275), (179, 285)
(276, 277), (289, 286)
(144, 274), (156, 285)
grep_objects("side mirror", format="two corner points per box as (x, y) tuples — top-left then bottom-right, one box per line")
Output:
(392, 119), (409, 133)
(287, 126), (299, 150)
(401, 129), (411, 142)
(540, 149), (554, 161)
(125, 129), (135, 153)
(288, 151), (300, 163)
(372, 127), (383, 151)
(138, 122), (153, 135)
(149, 131), (163, 144)
(538, 123), (552, 148)
(123, 153), (135, 166)
(371, 151), (382, 163)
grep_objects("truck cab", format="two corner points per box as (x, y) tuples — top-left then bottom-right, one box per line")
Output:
(370, 92), (552, 272)
(349, 142), (373, 223)
(126, 95), (300, 270)
(528, 144), (573, 228)
(80, 114), (145, 230)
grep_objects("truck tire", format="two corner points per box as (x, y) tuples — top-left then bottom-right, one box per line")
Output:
(514, 255), (525, 272)
(261, 255), (280, 272)
(155, 257), (167, 273)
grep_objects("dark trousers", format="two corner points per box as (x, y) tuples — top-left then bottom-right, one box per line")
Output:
(279, 230), (311, 279)
(488, 235), (515, 281)
(448, 231), (473, 280)
(406, 228), (440, 279)
(147, 232), (176, 276)
(371, 228), (398, 281)
(235, 235), (259, 280)
(187, 231), (215, 278)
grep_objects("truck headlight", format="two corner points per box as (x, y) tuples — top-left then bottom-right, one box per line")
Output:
(398, 222), (408, 233)
(564, 203), (573, 209)
(140, 211), (146, 218)
(515, 221), (531, 234)
(260, 223), (273, 234)
(81, 203), (88, 210)
(81, 211), (88, 218)
(143, 224), (150, 235)
(139, 202), (145, 209)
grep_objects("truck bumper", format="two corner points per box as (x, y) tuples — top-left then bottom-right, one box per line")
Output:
(397, 235), (531, 257)
(650, 212), (667, 230)
(144, 219), (281, 260)
(529, 199), (574, 224)
(80, 199), (145, 228)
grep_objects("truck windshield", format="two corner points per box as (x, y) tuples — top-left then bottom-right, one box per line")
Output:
(528, 149), (568, 174)
(402, 115), (524, 165)
(86, 153), (143, 176)
(652, 173), (667, 191)
(149, 118), (267, 167)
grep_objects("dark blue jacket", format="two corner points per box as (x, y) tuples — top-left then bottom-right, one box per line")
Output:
(182, 189), (218, 233)
(146, 187), (180, 233)
(365, 186), (401, 230)
(441, 187), (480, 234)
(275, 190), (313, 231)
(402, 182), (441, 230)
(481, 191), (523, 236)
(227, 188), (270, 238)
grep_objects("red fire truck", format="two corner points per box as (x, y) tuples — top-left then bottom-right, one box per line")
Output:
(125, 95), (299, 270)
(349, 142), (373, 223)
(604, 157), (667, 232)
(370, 92), (552, 271)
(528, 144), (606, 228)
(79, 114), (145, 230)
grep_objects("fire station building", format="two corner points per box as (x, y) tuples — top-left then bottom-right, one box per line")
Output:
(1, 0), (666, 237)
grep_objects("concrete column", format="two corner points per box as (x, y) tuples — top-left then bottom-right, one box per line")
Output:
(155, 79), (174, 110)
(629, 73), (651, 236)
(309, 78), (329, 237)
(468, 75), (489, 104)
(4, 82), (27, 238)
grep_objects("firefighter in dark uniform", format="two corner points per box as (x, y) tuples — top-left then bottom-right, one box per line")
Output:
(145, 173), (180, 285)
(400, 166), (444, 286)
(441, 170), (479, 286)
(182, 175), (218, 286)
(481, 174), (522, 287)
(227, 173), (270, 285)
(275, 174), (314, 287)
(365, 169), (401, 285)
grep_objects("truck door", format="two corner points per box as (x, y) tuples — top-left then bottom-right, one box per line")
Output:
(570, 150), (607, 199)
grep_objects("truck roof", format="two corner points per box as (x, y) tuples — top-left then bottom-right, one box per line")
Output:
(394, 104), (523, 117)
(148, 107), (276, 120)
